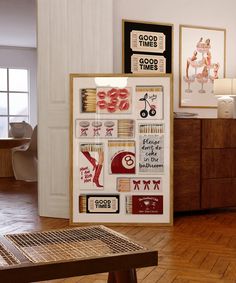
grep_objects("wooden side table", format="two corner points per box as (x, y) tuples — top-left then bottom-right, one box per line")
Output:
(0, 138), (30, 177)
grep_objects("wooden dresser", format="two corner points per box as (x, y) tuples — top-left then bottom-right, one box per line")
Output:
(174, 118), (236, 212)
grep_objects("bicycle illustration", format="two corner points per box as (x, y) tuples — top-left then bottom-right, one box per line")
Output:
(139, 93), (156, 118)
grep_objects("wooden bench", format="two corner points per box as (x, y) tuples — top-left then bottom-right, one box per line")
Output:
(0, 225), (158, 283)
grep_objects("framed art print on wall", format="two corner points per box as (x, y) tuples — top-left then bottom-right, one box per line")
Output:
(179, 25), (226, 108)
(70, 74), (173, 225)
(122, 20), (173, 74)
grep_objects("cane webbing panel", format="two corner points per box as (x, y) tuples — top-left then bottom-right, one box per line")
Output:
(5, 226), (146, 264)
(0, 243), (20, 266)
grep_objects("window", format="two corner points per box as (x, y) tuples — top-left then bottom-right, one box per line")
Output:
(0, 68), (29, 138)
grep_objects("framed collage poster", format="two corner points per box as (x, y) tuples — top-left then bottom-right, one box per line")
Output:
(179, 25), (226, 108)
(122, 20), (173, 74)
(70, 74), (173, 225)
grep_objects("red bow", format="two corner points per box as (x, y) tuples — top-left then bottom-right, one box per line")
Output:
(153, 180), (161, 190)
(143, 180), (151, 190)
(132, 180), (141, 190)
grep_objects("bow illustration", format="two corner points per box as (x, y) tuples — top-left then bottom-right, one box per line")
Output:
(143, 180), (151, 190)
(153, 180), (161, 190)
(132, 180), (141, 190)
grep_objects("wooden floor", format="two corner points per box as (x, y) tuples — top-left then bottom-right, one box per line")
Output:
(1, 178), (236, 283)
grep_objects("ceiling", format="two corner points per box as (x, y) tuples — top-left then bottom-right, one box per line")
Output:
(0, 0), (36, 48)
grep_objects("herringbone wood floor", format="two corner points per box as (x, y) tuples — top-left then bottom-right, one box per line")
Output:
(1, 178), (236, 283)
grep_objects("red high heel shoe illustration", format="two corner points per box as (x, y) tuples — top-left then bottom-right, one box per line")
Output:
(81, 151), (97, 170)
(93, 164), (103, 188)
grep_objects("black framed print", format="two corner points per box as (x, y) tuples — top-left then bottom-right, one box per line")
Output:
(122, 20), (173, 74)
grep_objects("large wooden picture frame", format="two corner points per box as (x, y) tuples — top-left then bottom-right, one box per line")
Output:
(122, 20), (173, 74)
(179, 25), (226, 108)
(70, 74), (173, 225)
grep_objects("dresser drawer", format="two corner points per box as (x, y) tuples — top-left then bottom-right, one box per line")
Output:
(174, 161), (200, 211)
(202, 178), (236, 209)
(202, 149), (236, 179)
(202, 119), (236, 148)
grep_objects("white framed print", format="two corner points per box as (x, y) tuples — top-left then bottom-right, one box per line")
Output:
(179, 25), (226, 108)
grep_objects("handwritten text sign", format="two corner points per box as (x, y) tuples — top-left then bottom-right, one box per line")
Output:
(139, 135), (164, 173)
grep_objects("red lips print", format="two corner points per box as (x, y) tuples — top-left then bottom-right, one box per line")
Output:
(96, 88), (131, 113)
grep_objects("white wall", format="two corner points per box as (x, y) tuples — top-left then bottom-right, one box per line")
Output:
(0, 46), (37, 126)
(0, 0), (36, 47)
(113, 0), (236, 117)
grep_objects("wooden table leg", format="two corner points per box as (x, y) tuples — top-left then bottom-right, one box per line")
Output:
(108, 269), (137, 283)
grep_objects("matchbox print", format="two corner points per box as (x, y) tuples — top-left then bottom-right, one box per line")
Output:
(96, 87), (132, 114)
(75, 119), (134, 139)
(117, 119), (134, 138)
(117, 177), (162, 192)
(76, 119), (118, 138)
(79, 195), (120, 214)
(130, 30), (166, 53)
(139, 135), (164, 173)
(139, 123), (164, 134)
(79, 143), (104, 190)
(126, 195), (163, 214)
(81, 88), (96, 113)
(108, 140), (135, 174)
(136, 86), (163, 119)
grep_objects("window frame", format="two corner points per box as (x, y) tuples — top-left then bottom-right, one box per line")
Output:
(0, 67), (30, 137)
